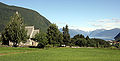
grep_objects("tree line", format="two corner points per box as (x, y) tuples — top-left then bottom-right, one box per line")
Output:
(0, 12), (110, 48)
(34, 24), (110, 48)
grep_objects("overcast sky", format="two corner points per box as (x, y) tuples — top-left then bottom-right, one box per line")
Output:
(1, 0), (120, 31)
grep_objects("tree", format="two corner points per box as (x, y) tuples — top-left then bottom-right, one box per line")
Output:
(47, 24), (60, 47)
(85, 36), (91, 47)
(0, 34), (1, 42)
(73, 34), (80, 39)
(34, 32), (48, 48)
(63, 25), (70, 46)
(58, 33), (63, 46)
(75, 38), (87, 47)
(79, 34), (85, 38)
(71, 38), (76, 46)
(86, 36), (90, 40)
(1, 12), (27, 47)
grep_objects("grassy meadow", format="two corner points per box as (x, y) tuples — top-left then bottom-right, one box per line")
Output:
(0, 47), (120, 61)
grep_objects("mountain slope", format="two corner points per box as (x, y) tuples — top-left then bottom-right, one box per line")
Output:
(114, 32), (120, 41)
(89, 29), (105, 37)
(69, 29), (88, 37)
(59, 28), (88, 37)
(0, 2), (51, 32)
(93, 28), (120, 40)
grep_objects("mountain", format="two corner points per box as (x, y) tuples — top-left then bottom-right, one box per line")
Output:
(0, 2), (51, 32)
(114, 32), (120, 41)
(89, 29), (106, 37)
(59, 28), (120, 40)
(94, 28), (120, 40)
(59, 28), (88, 37)
(69, 29), (88, 37)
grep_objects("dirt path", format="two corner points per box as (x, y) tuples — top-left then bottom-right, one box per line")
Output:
(71, 46), (94, 48)
(0, 51), (39, 56)
(0, 52), (24, 56)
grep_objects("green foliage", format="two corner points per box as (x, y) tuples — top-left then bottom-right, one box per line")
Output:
(75, 38), (87, 47)
(91, 38), (110, 48)
(86, 35), (90, 40)
(47, 24), (62, 47)
(71, 34), (110, 48)
(0, 36), (1, 42)
(63, 25), (71, 45)
(0, 2), (51, 32)
(0, 33), (1, 42)
(73, 34), (85, 39)
(34, 32), (48, 48)
(1, 12), (27, 46)
(58, 33), (64, 46)
(45, 44), (52, 49)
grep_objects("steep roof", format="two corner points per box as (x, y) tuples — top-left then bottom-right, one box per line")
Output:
(25, 26), (39, 38)
(32, 30), (39, 38)
(25, 26), (34, 38)
(0, 34), (1, 37)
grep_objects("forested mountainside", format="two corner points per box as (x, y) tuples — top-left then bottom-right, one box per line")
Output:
(0, 2), (51, 32)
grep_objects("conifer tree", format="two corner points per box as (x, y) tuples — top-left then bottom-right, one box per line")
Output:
(63, 25), (70, 46)
(86, 36), (90, 40)
(58, 33), (63, 46)
(1, 12), (27, 46)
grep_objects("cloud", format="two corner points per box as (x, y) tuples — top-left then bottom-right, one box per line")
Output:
(91, 18), (120, 30)
(54, 18), (120, 31)
(92, 24), (103, 27)
(68, 25), (96, 31)
(112, 18), (120, 23)
(98, 19), (112, 22)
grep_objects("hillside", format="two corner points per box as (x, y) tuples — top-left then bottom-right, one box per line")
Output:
(59, 28), (88, 37)
(89, 29), (105, 37)
(69, 29), (88, 37)
(94, 28), (120, 40)
(114, 32), (120, 41)
(0, 2), (51, 32)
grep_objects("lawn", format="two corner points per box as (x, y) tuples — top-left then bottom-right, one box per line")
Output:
(0, 47), (120, 61)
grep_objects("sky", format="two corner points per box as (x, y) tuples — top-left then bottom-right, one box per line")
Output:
(0, 0), (120, 31)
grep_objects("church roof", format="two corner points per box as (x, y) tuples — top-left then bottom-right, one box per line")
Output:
(25, 26), (39, 38)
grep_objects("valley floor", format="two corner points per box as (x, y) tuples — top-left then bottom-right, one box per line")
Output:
(0, 47), (120, 61)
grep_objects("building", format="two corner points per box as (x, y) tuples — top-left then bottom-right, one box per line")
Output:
(0, 33), (1, 38)
(25, 26), (39, 39)
(9, 26), (39, 46)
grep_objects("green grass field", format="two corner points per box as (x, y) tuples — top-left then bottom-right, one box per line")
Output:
(0, 47), (120, 61)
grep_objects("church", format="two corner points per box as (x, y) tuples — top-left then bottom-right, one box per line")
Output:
(9, 26), (39, 46)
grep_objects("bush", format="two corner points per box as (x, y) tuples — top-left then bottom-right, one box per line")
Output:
(35, 32), (48, 48)
(45, 44), (52, 50)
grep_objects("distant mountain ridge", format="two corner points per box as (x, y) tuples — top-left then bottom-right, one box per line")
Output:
(0, 2), (51, 32)
(94, 28), (120, 40)
(59, 28), (120, 40)
(89, 29), (106, 37)
(59, 28), (88, 37)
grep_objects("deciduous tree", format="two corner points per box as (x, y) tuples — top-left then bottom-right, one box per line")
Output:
(34, 32), (48, 48)
(47, 24), (60, 47)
